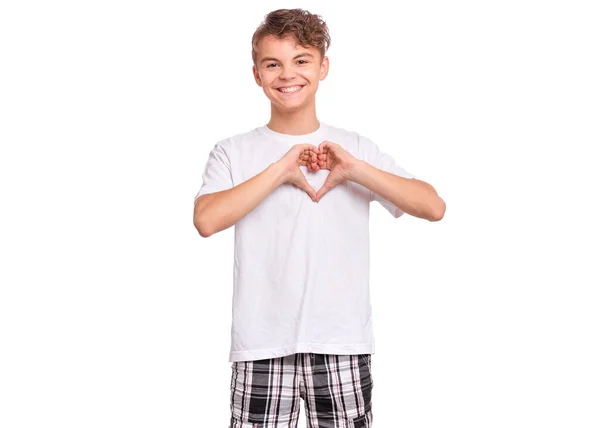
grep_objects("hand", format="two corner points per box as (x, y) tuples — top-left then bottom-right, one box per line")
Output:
(277, 144), (320, 202)
(308, 140), (358, 202)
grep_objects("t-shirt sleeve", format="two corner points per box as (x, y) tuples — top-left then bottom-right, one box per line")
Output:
(359, 134), (417, 218)
(193, 142), (234, 205)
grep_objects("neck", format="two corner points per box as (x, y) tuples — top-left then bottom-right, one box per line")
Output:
(267, 104), (319, 135)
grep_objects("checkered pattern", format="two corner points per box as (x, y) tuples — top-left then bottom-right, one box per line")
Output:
(229, 353), (373, 427)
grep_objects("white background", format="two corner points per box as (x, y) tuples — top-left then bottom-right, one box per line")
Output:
(1, 0), (599, 427)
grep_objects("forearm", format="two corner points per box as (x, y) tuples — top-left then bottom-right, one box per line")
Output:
(348, 160), (446, 221)
(194, 162), (286, 237)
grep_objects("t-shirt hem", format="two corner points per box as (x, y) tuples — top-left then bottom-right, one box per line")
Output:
(229, 341), (375, 362)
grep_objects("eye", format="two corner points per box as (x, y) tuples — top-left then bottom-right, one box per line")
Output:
(267, 63), (278, 68)
(298, 60), (307, 65)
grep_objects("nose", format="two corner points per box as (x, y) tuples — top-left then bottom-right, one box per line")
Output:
(279, 64), (296, 80)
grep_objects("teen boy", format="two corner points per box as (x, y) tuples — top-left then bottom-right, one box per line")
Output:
(193, 8), (445, 428)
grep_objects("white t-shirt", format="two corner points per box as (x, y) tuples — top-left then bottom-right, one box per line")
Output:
(194, 121), (416, 362)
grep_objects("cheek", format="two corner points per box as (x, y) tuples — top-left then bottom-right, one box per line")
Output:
(304, 69), (322, 82)
(259, 72), (275, 85)
(305, 74), (320, 88)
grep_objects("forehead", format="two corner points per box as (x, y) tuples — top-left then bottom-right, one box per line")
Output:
(256, 35), (318, 59)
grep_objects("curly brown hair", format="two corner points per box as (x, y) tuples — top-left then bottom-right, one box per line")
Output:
(251, 8), (331, 66)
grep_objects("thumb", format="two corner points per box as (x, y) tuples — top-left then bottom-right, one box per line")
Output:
(315, 181), (333, 202)
(293, 173), (317, 202)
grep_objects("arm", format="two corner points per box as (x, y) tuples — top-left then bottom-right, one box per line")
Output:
(193, 143), (319, 237)
(348, 160), (446, 222)
(193, 162), (286, 237)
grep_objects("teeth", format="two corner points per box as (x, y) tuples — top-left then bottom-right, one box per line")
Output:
(278, 85), (303, 93)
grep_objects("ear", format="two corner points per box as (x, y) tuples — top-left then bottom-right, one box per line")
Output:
(252, 65), (262, 87)
(319, 56), (330, 81)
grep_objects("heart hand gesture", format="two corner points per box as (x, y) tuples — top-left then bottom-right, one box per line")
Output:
(278, 144), (320, 202)
(307, 141), (358, 202)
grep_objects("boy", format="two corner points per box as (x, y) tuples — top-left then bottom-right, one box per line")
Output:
(193, 8), (445, 428)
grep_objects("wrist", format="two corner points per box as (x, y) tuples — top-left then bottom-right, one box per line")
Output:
(269, 161), (288, 186)
(346, 159), (367, 183)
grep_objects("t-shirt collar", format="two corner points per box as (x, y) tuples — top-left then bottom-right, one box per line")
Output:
(257, 120), (327, 147)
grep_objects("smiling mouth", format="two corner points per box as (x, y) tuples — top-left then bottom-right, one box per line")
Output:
(277, 85), (305, 94)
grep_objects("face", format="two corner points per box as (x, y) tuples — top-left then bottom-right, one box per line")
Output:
(252, 35), (329, 112)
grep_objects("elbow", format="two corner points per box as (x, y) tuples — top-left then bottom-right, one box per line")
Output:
(194, 216), (213, 238)
(430, 198), (446, 222)
(193, 195), (215, 237)
(415, 181), (445, 222)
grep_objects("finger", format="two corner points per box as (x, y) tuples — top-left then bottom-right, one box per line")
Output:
(299, 150), (318, 166)
(301, 149), (317, 162)
(296, 144), (320, 154)
(317, 175), (338, 202)
(315, 181), (333, 202)
(305, 157), (317, 170)
(318, 141), (331, 152)
(298, 179), (317, 202)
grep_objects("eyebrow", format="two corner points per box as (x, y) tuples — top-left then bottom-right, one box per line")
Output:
(260, 53), (314, 64)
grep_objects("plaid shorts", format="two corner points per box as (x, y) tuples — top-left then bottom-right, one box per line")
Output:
(229, 352), (373, 428)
